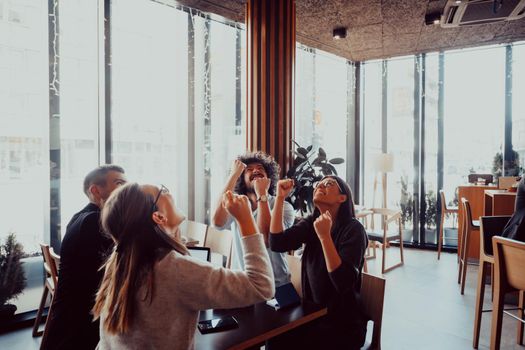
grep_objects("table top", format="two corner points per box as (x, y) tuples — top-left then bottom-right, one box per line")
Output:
(194, 301), (327, 350)
(484, 189), (517, 197)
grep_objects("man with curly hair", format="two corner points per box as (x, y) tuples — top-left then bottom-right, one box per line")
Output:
(212, 151), (295, 287)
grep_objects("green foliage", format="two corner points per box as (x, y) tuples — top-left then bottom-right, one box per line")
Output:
(493, 150), (521, 178)
(0, 233), (27, 306)
(399, 175), (414, 225)
(286, 141), (345, 215)
(425, 191), (438, 229)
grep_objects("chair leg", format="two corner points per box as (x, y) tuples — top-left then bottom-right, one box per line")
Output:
(460, 229), (470, 295)
(32, 286), (49, 337)
(381, 243), (386, 274)
(473, 261), (487, 349)
(438, 212), (445, 260)
(518, 290), (524, 345)
(41, 297), (54, 345)
(490, 289), (505, 350)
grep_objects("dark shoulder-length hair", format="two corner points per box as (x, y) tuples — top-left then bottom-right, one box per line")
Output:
(311, 175), (356, 227)
(93, 182), (188, 334)
(233, 151), (280, 195)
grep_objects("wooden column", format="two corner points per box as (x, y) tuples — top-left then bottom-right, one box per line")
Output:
(246, 0), (295, 175)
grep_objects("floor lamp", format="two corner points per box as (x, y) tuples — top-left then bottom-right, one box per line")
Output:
(372, 153), (394, 209)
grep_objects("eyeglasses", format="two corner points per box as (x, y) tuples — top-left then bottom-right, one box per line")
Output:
(314, 179), (342, 192)
(152, 184), (169, 211)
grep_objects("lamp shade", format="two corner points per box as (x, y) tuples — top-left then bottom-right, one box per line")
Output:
(373, 153), (394, 173)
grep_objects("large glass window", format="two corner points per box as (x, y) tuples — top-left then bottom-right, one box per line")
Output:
(59, 0), (100, 232)
(443, 47), (505, 196)
(512, 43), (525, 168)
(0, 0), (49, 314)
(111, 0), (189, 214)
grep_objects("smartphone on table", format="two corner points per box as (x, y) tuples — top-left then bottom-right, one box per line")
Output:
(197, 316), (238, 334)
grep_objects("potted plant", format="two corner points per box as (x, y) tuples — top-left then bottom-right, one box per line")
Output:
(0, 233), (27, 319)
(398, 175), (414, 227)
(286, 141), (345, 215)
(425, 191), (438, 229)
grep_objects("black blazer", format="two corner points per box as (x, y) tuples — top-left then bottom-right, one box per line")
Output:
(502, 176), (525, 242)
(42, 203), (113, 350)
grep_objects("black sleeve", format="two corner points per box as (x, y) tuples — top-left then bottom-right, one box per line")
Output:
(328, 221), (368, 295)
(269, 218), (312, 252)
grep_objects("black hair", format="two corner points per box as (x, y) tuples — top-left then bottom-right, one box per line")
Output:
(83, 164), (125, 196)
(311, 175), (356, 226)
(233, 151), (280, 195)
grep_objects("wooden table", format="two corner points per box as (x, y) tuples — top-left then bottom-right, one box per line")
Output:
(484, 190), (516, 216)
(458, 185), (497, 260)
(195, 301), (327, 350)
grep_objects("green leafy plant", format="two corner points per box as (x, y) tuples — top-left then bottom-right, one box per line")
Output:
(425, 191), (438, 229)
(398, 175), (414, 226)
(286, 141), (345, 215)
(0, 233), (27, 307)
(493, 150), (521, 178)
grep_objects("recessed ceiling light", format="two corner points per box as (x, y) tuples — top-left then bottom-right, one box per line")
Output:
(425, 12), (442, 26)
(333, 27), (347, 40)
(455, 0), (462, 4)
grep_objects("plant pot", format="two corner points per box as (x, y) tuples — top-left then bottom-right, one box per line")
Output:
(0, 303), (17, 320)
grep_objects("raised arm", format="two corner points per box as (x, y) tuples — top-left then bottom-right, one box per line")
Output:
(269, 179), (294, 234)
(253, 178), (271, 246)
(212, 159), (246, 227)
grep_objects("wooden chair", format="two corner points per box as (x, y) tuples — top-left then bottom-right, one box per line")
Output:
(490, 236), (525, 350)
(458, 198), (480, 295)
(437, 190), (458, 260)
(179, 220), (207, 247)
(473, 216), (511, 349)
(204, 226), (233, 268)
(285, 254), (302, 298)
(366, 208), (404, 274)
(498, 176), (519, 190)
(360, 272), (386, 350)
(32, 244), (59, 337)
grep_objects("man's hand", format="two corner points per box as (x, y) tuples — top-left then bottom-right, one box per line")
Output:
(253, 177), (271, 198)
(276, 179), (294, 198)
(314, 210), (332, 241)
(230, 159), (246, 179)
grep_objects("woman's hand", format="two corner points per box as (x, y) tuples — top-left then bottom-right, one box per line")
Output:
(314, 210), (332, 241)
(222, 191), (257, 236)
(276, 179), (294, 198)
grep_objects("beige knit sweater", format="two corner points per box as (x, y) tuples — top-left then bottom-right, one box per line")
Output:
(97, 234), (274, 350)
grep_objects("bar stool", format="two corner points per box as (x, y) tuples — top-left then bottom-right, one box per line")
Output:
(32, 244), (59, 337)
(458, 198), (479, 295)
(437, 190), (458, 260)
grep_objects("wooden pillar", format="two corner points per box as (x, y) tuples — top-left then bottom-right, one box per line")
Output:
(246, 0), (295, 175)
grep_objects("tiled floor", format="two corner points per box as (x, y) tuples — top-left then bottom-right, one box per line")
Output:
(0, 248), (523, 349)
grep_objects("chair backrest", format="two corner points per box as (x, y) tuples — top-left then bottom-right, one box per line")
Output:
(39, 244), (59, 290)
(180, 220), (207, 247)
(480, 216), (511, 257)
(285, 254), (302, 298)
(461, 198), (476, 229)
(361, 272), (386, 350)
(493, 236), (525, 293)
(204, 226), (233, 268)
(498, 176), (519, 190)
(49, 247), (61, 272)
(369, 208), (402, 234)
(468, 173), (494, 185)
(439, 190), (448, 211)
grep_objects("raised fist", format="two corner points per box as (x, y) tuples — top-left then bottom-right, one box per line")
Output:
(276, 179), (294, 198)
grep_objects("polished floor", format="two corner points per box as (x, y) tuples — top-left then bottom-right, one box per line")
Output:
(0, 248), (523, 349)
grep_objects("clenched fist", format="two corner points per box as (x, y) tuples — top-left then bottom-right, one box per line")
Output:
(276, 179), (294, 198)
(222, 191), (252, 222)
(313, 210), (332, 240)
(230, 159), (246, 178)
(253, 177), (271, 197)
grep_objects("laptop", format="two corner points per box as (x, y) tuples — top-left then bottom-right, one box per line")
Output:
(266, 282), (301, 310)
(188, 246), (211, 262)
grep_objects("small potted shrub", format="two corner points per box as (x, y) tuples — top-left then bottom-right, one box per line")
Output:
(0, 233), (27, 319)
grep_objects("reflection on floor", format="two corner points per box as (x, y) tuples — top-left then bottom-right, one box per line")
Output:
(0, 248), (523, 349)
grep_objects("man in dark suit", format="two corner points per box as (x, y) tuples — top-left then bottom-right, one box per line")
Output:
(42, 165), (126, 350)
(502, 176), (525, 242)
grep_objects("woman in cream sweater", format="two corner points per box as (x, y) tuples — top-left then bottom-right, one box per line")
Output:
(93, 183), (274, 349)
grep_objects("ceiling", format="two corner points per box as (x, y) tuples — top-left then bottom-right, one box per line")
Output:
(172, 0), (525, 61)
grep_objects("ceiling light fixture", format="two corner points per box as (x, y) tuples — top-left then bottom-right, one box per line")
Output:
(333, 27), (347, 40)
(424, 12), (442, 25)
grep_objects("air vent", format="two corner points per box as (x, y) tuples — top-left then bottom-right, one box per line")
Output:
(441, 0), (525, 27)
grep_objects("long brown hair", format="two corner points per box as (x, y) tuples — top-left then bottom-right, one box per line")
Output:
(92, 183), (188, 334)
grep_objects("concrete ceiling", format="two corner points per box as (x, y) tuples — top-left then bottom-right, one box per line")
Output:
(172, 0), (525, 61)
